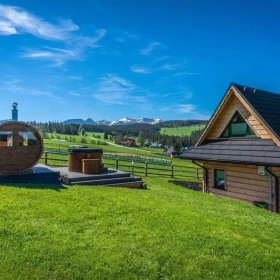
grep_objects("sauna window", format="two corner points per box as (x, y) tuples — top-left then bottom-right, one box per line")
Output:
(214, 169), (225, 190)
(0, 131), (13, 147)
(222, 111), (256, 138)
(19, 132), (38, 146)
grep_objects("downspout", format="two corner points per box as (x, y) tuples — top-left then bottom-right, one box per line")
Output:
(265, 167), (279, 213)
(192, 160), (208, 193)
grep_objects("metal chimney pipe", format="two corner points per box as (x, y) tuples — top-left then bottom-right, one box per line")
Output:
(12, 102), (18, 121)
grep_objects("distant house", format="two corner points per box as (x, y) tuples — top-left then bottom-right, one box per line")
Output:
(180, 83), (280, 213)
(163, 146), (175, 157)
(120, 138), (136, 146)
(151, 143), (162, 148)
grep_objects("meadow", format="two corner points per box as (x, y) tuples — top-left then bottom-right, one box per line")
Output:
(160, 125), (205, 136)
(1, 177), (280, 279)
(43, 133), (195, 166)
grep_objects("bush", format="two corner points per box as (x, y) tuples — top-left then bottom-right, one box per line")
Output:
(81, 137), (87, 144)
(90, 139), (96, 145)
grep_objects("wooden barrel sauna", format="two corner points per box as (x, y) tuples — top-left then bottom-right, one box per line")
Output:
(0, 121), (43, 174)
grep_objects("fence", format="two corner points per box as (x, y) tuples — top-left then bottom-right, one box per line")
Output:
(41, 151), (203, 180)
(44, 148), (171, 165)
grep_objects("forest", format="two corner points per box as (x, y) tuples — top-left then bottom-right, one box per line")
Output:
(29, 120), (206, 152)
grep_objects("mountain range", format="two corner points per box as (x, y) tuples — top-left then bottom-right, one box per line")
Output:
(62, 117), (163, 126)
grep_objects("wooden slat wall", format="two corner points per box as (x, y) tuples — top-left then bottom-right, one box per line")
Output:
(206, 93), (271, 139)
(204, 162), (273, 208)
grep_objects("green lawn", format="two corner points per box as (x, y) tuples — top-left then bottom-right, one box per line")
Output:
(43, 134), (195, 166)
(1, 178), (280, 279)
(160, 125), (205, 136)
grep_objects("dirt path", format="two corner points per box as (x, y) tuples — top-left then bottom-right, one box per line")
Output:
(88, 137), (153, 153)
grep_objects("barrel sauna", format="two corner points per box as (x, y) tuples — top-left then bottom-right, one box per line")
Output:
(0, 122), (43, 173)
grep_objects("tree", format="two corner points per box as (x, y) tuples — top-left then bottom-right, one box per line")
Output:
(137, 131), (145, 147)
(104, 132), (108, 140)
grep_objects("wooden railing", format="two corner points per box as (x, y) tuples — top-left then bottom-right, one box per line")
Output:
(41, 151), (203, 180)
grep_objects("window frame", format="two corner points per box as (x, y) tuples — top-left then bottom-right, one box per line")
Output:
(0, 131), (13, 147)
(214, 169), (226, 190)
(220, 109), (257, 138)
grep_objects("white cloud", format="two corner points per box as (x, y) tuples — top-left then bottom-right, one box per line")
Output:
(21, 29), (106, 66)
(0, 20), (17, 35)
(130, 65), (151, 74)
(177, 104), (197, 113)
(116, 30), (139, 43)
(92, 74), (147, 105)
(153, 56), (170, 63)
(174, 71), (202, 76)
(0, 4), (106, 66)
(140, 41), (165, 55)
(0, 4), (79, 40)
(69, 92), (81, 97)
(158, 63), (186, 71)
(1, 79), (62, 100)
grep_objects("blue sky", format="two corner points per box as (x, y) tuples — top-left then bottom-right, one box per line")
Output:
(1, 0), (280, 122)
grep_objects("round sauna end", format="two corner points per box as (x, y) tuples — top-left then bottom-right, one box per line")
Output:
(0, 121), (43, 174)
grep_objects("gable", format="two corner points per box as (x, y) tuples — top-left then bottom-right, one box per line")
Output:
(198, 87), (276, 144)
(221, 110), (256, 137)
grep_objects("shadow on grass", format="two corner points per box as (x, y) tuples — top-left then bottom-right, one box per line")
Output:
(1, 183), (68, 191)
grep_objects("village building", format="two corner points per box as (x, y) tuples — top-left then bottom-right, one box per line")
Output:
(120, 138), (136, 146)
(180, 83), (280, 212)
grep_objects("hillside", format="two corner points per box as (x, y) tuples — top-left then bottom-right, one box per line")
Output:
(160, 125), (206, 136)
(0, 178), (280, 279)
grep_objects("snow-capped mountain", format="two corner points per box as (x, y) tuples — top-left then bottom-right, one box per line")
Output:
(95, 119), (111, 125)
(62, 118), (96, 125)
(109, 117), (163, 126)
(62, 117), (163, 126)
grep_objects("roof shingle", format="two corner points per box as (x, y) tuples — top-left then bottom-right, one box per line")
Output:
(180, 139), (280, 166)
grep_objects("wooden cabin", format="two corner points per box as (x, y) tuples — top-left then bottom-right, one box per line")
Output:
(180, 83), (280, 212)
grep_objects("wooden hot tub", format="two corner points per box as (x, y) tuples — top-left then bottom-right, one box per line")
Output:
(0, 121), (43, 174)
(68, 148), (103, 173)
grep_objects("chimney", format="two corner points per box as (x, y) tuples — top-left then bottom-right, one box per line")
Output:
(12, 102), (18, 121)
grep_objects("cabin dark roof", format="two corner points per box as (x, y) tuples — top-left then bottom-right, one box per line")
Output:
(180, 139), (280, 166)
(233, 83), (280, 138)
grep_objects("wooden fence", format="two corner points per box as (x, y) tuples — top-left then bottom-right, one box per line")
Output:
(41, 151), (203, 180)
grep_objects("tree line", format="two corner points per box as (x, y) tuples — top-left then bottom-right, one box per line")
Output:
(29, 120), (206, 152)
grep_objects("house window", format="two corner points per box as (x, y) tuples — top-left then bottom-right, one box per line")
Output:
(19, 132), (38, 146)
(222, 111), (256, 137)
(215, 169), (225, 190)
(0, 131), (13, 147)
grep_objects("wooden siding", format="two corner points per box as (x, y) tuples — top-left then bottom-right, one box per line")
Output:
(202, 161), (280, 211)
(206, 93), (270, 139)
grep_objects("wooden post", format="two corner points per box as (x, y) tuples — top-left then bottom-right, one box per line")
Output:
(171, 164), (174, 178)
(196, 167), (198, 179)
(44, 152), (48, 165)
(132, 161), (134, 177)
(145, 161), (148, 176)
(116, 158), (119, 170)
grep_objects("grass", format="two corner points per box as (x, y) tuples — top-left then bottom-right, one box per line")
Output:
(43, 133), (195, 166)
(1, 177), (280, 279)
(160, 125), (205, 136)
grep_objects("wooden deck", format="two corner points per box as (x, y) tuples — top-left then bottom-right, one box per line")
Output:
(47, 165), (145, 188)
